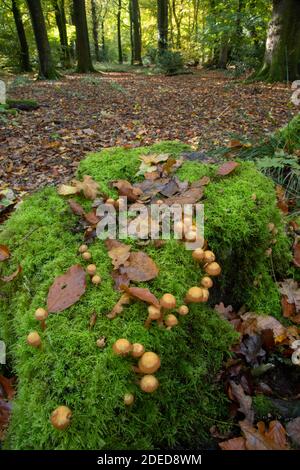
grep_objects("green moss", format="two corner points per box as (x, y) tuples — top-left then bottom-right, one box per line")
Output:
(0, 141), (291, 450)
(253, 395), (276, 420)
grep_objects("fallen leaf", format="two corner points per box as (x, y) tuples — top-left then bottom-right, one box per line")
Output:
(164, 186), (204, 205)
(139, 153), (170, 165)
(122, 286), (160, 307)
(229, 381), (254, 424)
(264, 420), (289, 450)
(219, 436), (247, 450)
(236, 334), (266, 366)
(0, 265), (22, 283)
(240, 312), (286, 341)
(0, 245), (10, 262)
(227, 139), (244, 149)
(107, 293), (131, 319)
(214, 303), (236, 320)
(57, 184), (79, 196)
(112, 270), (130, 291)
(286, 417), (300, 447)
(68, 199), (85, 216)
(278, 280), (300, 314)
(47, 265), (86, 313)
(74, 175), (99, 200)
(0, 399), (12, 441)
(276, 185), (289, 214)
(293, 241), (300, 268)
(0, 376), (15, 400)
(120, 252), (159, 282)
(281, 295), (296, 318)
(108, 243), (131, 270)
(240, 420), (288, 450)
(217, 161), (240, 176)
(84, 211), (100, 225)
(89, 312), (97, 329)
(112, 180), (143, 202)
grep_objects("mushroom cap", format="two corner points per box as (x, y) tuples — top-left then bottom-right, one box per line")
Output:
(185, 230), (197, 242)
(79, 244), (88, 253)
(34, 308), (48, 321)
(201, 288), (209, 302)
(192, 248), (205, 262)
(200, 277), (213, 289)
(82, 251), (92, 260)
(131, 343), (145, 358)
(112, 338), (132, 356)
(147, 305), (161, 320)
(124, 393), (135, 406)
(106, 198), (115, 205)
(267, 222), (275, 232)
(140, 375), (160, 393)
(160, 293), (176, 310)
(92, 275), (101, 285)
(165, 314), (178, 327)
(186, 286), (203, 303)
(292, 349), (300, 366)
(205, 262), (221, 277)
(86, 264), (97, 275)
(203, 250), (215, 264)
(27, 331), (41, 348)
(50, 406), (72, 430)
(178, 305), (189, 316)
(138, 352), (161, 374)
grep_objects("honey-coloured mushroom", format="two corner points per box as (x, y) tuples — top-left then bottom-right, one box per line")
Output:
(131, 343), (145, 358)
(82, 251), (92, 261)
(201, 288), (209, 302)
(78, 244), (88, 253)
(34, 308), (48, 331)
(92, 275), (101, 285)
(140, 375), (159, 393)
(112, 338), (132, 356)
(165, 314), (178, 330)
(177, 305), (189, 316)
(200, 277), (213, 289)
(203, 250), (215, 264)
(192, 248), (205, 262)
(124, 393), (135, 406)
(138, 352), (161, 374)
(205, 262), (221, 277)
(145, 305), (161, 328)
(185, 286), (203, 303)
(86, 264), (97, 276)
(50, 406), (72, 430)
(27, 331), (42, 348)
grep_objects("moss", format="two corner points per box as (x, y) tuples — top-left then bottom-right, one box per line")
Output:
(0, 141), (291, 450)
(253, 395), (276, 421)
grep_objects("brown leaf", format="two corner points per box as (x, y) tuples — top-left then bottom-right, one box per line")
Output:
(105, 239), (125, 251)
(57, 184), (79, 196)
(240, 420), (288, 450)
(107, 293), (131, 319)
(293, 241), (300, 268)
(68, 199), (85, 216)
(219, 437), (247, 450)
(286, 417), (300, 447)
(264, 420), (289, 450)
(122, 286), (160, 307)
(0, 245), (10, 262)
(240, 312), (286, 341)
(214, 303), (236, 320)
(164, 186), (204, 205)
(112, 270), (130, 291)
(84, 211), (100, 225)
(229, 381), (254, 424)
(0, 265), (22, 283)
(0, 376), (15, 400)
(278, 280), (300, 314)
(47, 265), (86, 313)
(108, 243), (131, 270)
(0, 399), (12, 441)
(73, 175), (99, 200)
(120, 252), (159, 282)
(281, 295), (296, 318)
(112, 180), (143, 202)
(276, 185), (289, 214)
(140, 153), (170, 165)
(89, 312), (97, 329)
(227, 139), (244, 149)
(217, 161), (240, 176)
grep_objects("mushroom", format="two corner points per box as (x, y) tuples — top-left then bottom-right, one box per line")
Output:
(145, 305), (161, 328)
(185, 230), (197, 242)
(106, 198), (115, 205)
(112, 338), (132, 356)
(50, 406), (72, 430)
(82, 251), (92, 261)
(205, 262), (221, 277)
(78, 244), (88, 253)
(124, 393), (135, 406)
(27, 331), (42, 348)
(201, 288), (209, 302)
(185, 286), (203, 303)
(165, 314), (178, 330)
(140, 375), (160, 393)
(200, 276), (213, 289)
(177, 305), (189, 316)
(292, 349), (300, 366)
(96, 336), (106, 349)
(192, 248), (205, 262)
(203, 250), (215, 264)
(267, 223), (275, 232)
(131, 343), (145, 358)
(265, 248), (272, 257)
(92, 275), (101, 285)
(138, 352), (161, 374)
(86, 264), (97, 276)
(34, 308), (48, 331)
(160, 294), (176, 310)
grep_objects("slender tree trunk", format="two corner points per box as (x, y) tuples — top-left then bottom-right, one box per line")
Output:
(73, 0), (94, 72)
(52, 0), (71, 67)
(218, 39), (229, 68)
(12, 0), (31, 72)
(172, 0), (181, 48)
(91, 0), (101, 62)
(117, 0), (123, 63)
(101, 20), (106, 61)
(26, 0), (57, 79)
(168, 0), (174, 48)
(129, 0), (142, 65)
(157, 0), (168, 52)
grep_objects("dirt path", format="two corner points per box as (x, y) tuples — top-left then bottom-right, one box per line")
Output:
(0, 69), (296, 197)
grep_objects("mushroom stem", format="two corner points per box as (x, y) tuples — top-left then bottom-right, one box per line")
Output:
(41, 319), (46, 331)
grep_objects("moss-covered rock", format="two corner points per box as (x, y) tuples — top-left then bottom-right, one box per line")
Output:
(0, 142), (290, 450)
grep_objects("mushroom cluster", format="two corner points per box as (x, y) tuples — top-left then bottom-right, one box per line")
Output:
(185, 248), (221, 304)
(79, 244), (102, 285)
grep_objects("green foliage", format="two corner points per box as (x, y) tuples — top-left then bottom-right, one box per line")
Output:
(253, 395), (276, 420)
(156, 50), (184, 75)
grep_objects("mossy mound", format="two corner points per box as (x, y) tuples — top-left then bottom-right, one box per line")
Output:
(0, 142), (290, 450)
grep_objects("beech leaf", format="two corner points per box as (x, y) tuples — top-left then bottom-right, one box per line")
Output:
(219, 437), (247, 450)
(120, 252), (159, 282)
(47, 265), (86, 313)
(217, 161), (240, 176)
(122, 286), (160, 307)
(0, 245), (10, 262)
(0, 265), (22, 283)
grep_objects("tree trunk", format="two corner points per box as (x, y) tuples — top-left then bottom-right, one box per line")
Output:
(11, 0), (31, 72)
(52, 0), (71, 68)
(91, 0), (101, 62)
(258, 0), (300, 82)
(157, 0), (168, 52)
(26, 0), (57, 79)
(218, 39), (229, 69)
(101, 20), (106, 61)
(73, 0), (94, 72)
(172, 0), (181, 48)
(129, 0), (142, 65)
(117, 0), (123, 64)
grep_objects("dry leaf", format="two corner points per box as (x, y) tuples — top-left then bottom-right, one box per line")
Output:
(107, 293), (131, 319)
(278, 280), (300, 314)
(240, 420), (289, 450)
(84, 211), (100, 225)
(229, 381), (254, 424)
(122, 286), (160, 307)
(0, 265), (22, 283)
(219, 437), (247, 450)
(120, 252), (159, 282)
(74, 175), (99, 200)
(0, 245), (10, 262)
(240, 312), (286, 341)
(286, 417), (300, 447)
(113, 180), (143, 202)
(108, 244), (131, 270)
(217, 161), (240, 176)
(139, 153), (170, 165)
(68, 199), (85, 216)
(164, 186), (204, 205)
(0, 376), (15, 401)
(47, 265), (86, 313)
(293, 241), (300, 268)
(57, 184), (79, 196)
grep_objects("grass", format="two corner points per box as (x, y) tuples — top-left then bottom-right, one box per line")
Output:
(0, 141), (291, 449)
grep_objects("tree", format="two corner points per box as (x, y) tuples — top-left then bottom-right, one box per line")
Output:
(157, 0), (168, 52)
(52, 0), (71, 68)
(258, 0), (300, 81)
(129, 0), (142, 65)
(11, 0), (31, 72)
(73, 0), (94, 72)
(26, 0), (57, 79)
(117, 0), (123, 63)
(91, 0), (100, 62)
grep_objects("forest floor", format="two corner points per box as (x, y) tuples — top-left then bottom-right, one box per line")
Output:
(0, 68), (297, 199)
